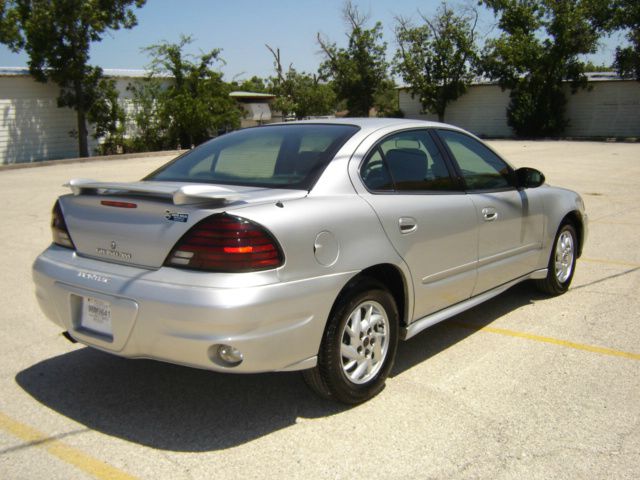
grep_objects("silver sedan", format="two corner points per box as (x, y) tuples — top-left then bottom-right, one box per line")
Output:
(33, 118), (587, 403)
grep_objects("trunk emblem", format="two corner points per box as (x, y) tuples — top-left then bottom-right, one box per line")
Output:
(97, 241), (132, 261)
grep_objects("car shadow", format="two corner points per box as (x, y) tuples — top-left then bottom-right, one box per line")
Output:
(16, 283), (541, 452)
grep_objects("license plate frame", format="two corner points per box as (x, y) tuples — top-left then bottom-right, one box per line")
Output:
(80, 296), (112, 337)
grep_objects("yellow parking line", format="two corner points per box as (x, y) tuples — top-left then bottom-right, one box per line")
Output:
(581, 257), (640, 268)
(0, 411), (137, 480)
(450, 322), (640, 361)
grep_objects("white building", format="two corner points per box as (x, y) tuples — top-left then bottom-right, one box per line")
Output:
(3, 68), (638, 165)
(0, 67), (163, 165)
(398, 73), (640, 138)
(229, 91), (281, 128)
(0, 68), (285, 165)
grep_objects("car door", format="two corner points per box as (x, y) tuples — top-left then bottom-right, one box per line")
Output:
(356, 128), (479, 320)
(435, 129), (544, 295)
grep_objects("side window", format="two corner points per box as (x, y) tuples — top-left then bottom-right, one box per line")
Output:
(360, 130), (457, 192)
(437, 130), (513, 191)
(360, 148), (394, 191)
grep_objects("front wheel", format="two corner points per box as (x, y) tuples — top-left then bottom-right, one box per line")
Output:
(303, 279), (399, 404)
(535, 223), (578, 295)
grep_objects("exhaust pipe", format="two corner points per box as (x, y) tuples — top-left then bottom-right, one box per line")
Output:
(62, 331), (78, 344)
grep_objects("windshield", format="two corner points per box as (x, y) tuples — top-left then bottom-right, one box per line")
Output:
(145, 124), (360, 190)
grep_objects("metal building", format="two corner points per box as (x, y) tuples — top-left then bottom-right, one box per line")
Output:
(398, 73), (640, 138)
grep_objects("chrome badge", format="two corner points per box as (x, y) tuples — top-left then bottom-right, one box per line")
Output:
(77, 271), (111, 283)
(97, 240), (132, 261)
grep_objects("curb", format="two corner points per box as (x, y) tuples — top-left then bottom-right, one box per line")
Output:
(0, 149), (186, 172)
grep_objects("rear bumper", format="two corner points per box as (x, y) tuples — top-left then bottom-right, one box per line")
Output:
(33, 245), (354, 373)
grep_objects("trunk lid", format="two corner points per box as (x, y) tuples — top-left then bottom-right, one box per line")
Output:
(60, 180), (306, 269)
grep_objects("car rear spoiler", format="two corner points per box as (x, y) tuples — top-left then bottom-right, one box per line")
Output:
(65, 179), (245, 205)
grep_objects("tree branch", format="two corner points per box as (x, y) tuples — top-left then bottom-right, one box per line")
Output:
(265, 44), (285, 82)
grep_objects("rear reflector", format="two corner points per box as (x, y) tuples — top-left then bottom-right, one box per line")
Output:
(101, 200), (137, 208)
(51, 201), (75, 249)
(164, 213), (284, 272)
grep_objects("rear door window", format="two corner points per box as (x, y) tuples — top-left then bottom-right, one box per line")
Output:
(360, 129), (457, 192)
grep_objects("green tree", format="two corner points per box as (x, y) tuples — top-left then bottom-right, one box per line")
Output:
(0, 1), (20, 45)
(0, 0), (146, 157)
(266, 45), (337, 119)
(582, 60), (615, 73)
(317, 1), (389, 116)
(88, 77), (126, 155)
(235, 75), (269, 93)
(144, 35), (241, 148)
(373, 78), (403, 118)
(394, 3), (478, 122)
(597, 0), (640, 80)
(126, 78), (166, 152)
(481, 0), (603, 137)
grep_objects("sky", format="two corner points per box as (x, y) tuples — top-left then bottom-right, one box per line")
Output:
(0, 0), (624, 81)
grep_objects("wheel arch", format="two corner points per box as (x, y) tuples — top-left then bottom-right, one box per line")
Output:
(562, 210), (585, 257)
(332, 263), (410, 327)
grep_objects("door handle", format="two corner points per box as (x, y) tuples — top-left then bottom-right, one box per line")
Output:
(399, 217), (417, 234)
(482, 207), (498, 222)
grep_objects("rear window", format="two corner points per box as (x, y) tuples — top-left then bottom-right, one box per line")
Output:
(145, 124), (360, 190)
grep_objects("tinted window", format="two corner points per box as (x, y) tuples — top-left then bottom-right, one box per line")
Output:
(360, 148), (394, 191)
(146, 124), (359, 190)
(361, 130), (456, 192)
(438, 129), (512, 191)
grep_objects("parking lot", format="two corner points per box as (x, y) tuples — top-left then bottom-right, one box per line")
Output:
(0, 140), (638, 479)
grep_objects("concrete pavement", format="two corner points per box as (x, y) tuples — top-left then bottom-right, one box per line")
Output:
(0, 142), (638, 479)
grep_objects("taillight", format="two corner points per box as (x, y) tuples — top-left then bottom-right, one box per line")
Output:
(51, 201), (75, 249)
(164, 213), (284, 272)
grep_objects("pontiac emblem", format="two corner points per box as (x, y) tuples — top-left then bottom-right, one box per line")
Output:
(110, 241), (117, 250)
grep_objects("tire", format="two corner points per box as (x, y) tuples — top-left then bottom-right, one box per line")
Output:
(303, 279), (399, 404)
(535, 223), (578, 295)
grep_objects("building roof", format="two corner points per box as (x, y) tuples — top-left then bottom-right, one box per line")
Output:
(583, 71), (624, 81)
(103, 69), (156, 78)
(396, 71), (626, 90)
(0, 67), (29, 76)
(0, 67), (158, 78)
(229, 91), (276, 99)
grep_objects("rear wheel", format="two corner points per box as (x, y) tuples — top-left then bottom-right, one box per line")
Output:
(535, 223), (578, 295)
(303, 279), (399, 404)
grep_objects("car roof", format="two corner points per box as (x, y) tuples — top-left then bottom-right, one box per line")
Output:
(272, 117), (458, 135)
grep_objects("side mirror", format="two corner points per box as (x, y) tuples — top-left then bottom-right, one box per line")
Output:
(515, 167), (545, 189)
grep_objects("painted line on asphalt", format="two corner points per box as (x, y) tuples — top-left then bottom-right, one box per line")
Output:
(450, 322), (640, 361)
(581, 257), (640, 268)
(0, 411), (137, 480)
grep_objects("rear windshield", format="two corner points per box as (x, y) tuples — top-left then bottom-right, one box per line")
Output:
(145, 124), (360, 190)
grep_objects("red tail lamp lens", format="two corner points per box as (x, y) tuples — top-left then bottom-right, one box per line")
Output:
(51, 201), (75, 249)
(165, 214), (284, 272)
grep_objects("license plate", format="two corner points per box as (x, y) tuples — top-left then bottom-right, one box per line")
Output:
(81, 297), (112, 336)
